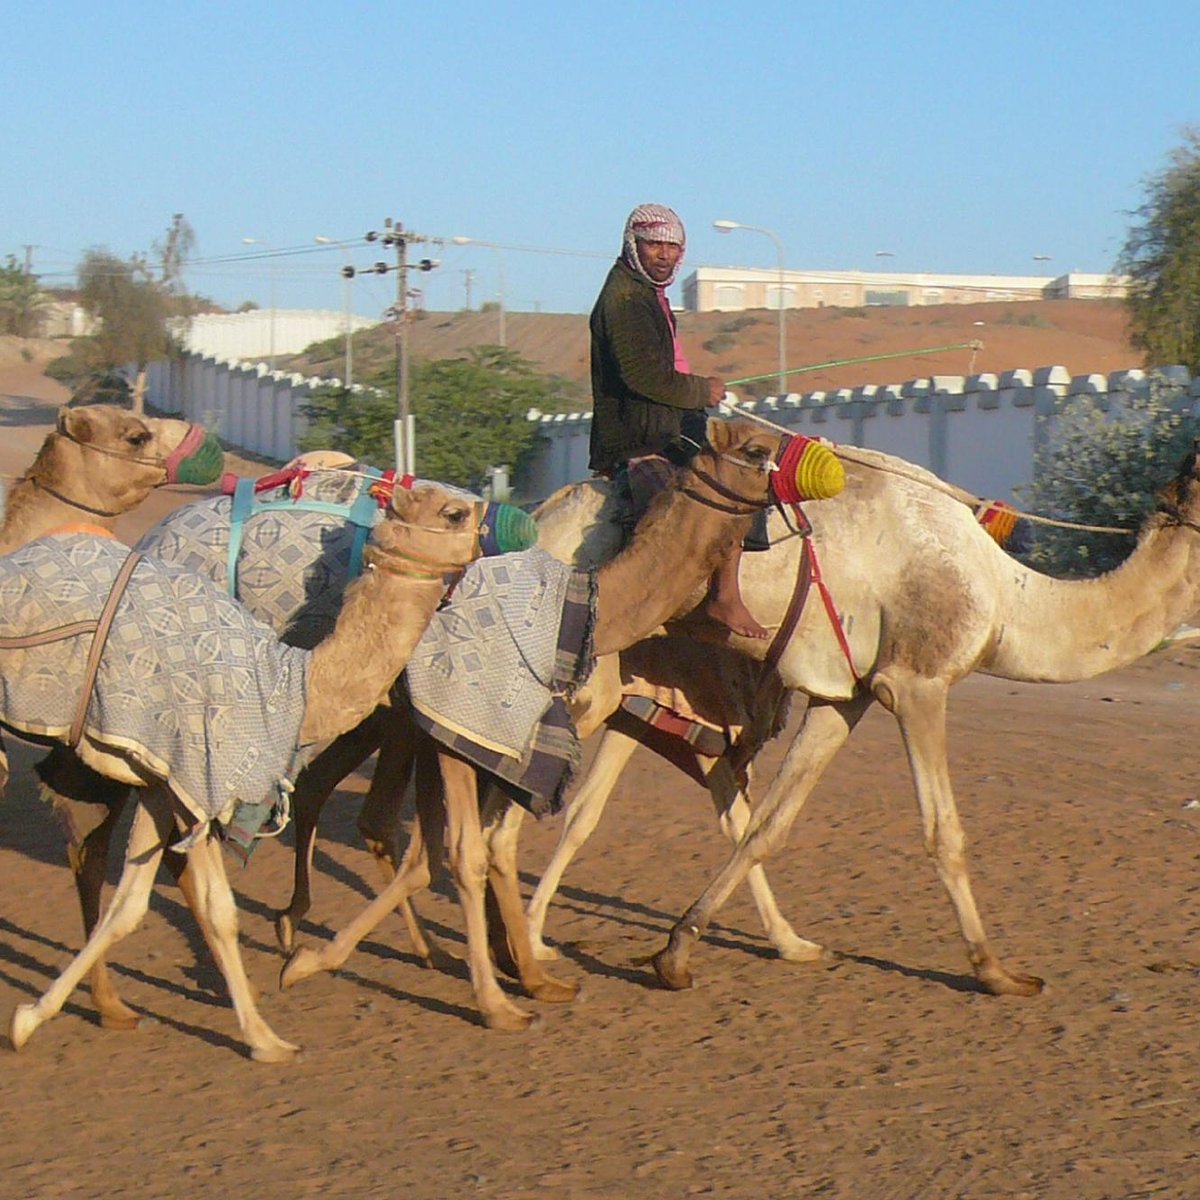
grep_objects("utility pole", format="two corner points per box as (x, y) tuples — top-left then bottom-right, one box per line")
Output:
(461, 268), (475, 311)
(363, 217), (439, 476)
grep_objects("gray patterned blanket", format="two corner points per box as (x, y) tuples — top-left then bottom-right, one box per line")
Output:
(134, 470), (379, 648)
(405, 548), (595, 815)
(0, 533), (312, 837)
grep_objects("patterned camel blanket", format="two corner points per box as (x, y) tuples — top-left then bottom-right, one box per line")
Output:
(404, 547), (595, 817)
(0, 533), (312, 848)
(133, 470), (383, 648)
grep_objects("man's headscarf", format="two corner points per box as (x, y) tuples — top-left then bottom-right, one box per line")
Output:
(621, 203), (686, 288)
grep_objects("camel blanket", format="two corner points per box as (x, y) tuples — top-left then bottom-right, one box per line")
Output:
(405, 547), (595, 816)
(0, 534), (312, 837)
(133, 471), (380, 648)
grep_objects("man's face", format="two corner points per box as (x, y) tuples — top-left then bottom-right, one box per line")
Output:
(636, 239), (683, 283)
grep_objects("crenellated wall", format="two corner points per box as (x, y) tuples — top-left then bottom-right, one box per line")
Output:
(145, 350), (1198, 503)
(520, 365), (1199, 504)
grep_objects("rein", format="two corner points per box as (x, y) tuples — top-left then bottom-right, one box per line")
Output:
(679, 452), (776, 516)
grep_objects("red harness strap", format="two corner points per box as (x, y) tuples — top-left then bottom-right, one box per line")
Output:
(761, 507), (861, 689)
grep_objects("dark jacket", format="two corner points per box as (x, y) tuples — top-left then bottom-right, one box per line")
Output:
(588, 259), (712, 473)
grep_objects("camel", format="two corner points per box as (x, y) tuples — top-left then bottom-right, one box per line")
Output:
(6, 479), (493, 1061)
(277, 416), (797, 1029)
(0, 403), (222, 557)
(611, 439), (1200, 995)
(32, 460), (535, 1033)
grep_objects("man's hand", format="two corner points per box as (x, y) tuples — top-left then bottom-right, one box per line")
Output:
(706, 377), (726, 405)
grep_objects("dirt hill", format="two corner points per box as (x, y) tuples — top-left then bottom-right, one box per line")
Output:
(290, 298), (1141, 407)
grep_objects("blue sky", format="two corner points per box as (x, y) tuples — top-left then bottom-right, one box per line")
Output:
(4, 0), (1196, 319)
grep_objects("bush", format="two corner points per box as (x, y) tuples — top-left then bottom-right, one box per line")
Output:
(1016, 379), (1200, 575)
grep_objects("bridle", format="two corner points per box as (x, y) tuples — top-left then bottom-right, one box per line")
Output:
(678, 440), (782, 516)
(38, 421), (209, 519)
(360, 502), (487, 584)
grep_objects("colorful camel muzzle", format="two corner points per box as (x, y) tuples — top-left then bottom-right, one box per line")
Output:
(164, 425), (225, 486)
(769, 433), (846, 506)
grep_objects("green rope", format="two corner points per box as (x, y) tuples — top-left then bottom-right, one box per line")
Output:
(726, 341), (983, 388)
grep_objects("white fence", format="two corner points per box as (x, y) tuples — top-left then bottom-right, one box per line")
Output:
(175, 310), (377, 363)
(146, 350), (1199, 504)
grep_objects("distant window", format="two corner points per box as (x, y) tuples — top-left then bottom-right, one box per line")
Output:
(766, 284), (797, 311)
(714, 284), (745, 311)
(864, 289), (909, 307)
(923, 290), (942, 304)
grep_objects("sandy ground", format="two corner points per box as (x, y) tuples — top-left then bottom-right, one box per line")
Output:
(0, 346), (1198, 1200)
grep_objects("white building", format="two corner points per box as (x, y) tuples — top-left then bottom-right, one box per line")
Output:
(682, 267), (1127, 313)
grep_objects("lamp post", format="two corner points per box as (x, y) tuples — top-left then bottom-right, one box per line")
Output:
(714, 219), (787, 395)
(451, 235), (506, 346)
(315, 236), (354, 388)
(241, 236), (277, 371)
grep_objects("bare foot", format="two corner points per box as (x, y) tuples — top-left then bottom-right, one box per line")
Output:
(705, 596), (770, 640)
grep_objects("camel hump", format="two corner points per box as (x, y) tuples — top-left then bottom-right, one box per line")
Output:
(534, 477), (627, 568)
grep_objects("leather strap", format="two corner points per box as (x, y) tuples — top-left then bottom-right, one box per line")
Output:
(68, 550), (144, 749)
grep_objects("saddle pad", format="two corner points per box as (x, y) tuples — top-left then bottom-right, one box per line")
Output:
(0, 534), (312, 830)
(134, 473), (375, 648)
(405, 548), (595, 816)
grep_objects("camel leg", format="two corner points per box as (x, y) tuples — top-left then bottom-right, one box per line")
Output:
(280, 740), (457, 991)
(275, 714), (384, 953)
(651, 695), (871, 990)
(703, 754), (824, 962)
(887, 673), (1044, 997)
(38, 747), (145, 1030)
(355, 725), (454, 967)
(437, 752), (533, 1030)
(183, 831), (299, 1062)
(525, 726), (640, 959)
(11, 793), (171, 1051)
(482, 793), (578, 1003)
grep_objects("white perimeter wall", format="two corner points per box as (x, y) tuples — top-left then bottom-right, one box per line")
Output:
(145, 351), (1200, 505)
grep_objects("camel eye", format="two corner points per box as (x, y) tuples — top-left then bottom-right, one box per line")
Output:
(126, 430), (152, 449)
(443, 505), (470, 528)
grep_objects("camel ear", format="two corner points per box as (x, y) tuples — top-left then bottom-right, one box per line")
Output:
(57, 406), (95, 443)
(706, 416), (732, 455)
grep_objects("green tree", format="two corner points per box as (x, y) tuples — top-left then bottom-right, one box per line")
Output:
(75, 248), (175, 413)
(1017, 378), (1200, 576)
(1118, 126), (1200, 372)
(0, 255), (48, 336)
(300, 346), (570, 490)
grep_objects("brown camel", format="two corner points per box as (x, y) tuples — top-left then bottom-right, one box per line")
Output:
(7, 480), (490, 1061)
(0, 403), (221, 556)
(277, 416), (794, 1029)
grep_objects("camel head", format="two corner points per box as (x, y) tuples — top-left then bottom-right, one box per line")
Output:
(1154, 441), (1200, 526)
(42, 405), (223, 497)
(365, 481), (536, 581)
(693, 416), (844, 512)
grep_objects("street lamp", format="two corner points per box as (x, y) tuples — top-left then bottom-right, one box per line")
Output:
(241, 236), (276, 371)
(315, 236), (354, 388)
(874, 250), (896, 264)
(452, 235), (506, 346)
(714, 219), (787, 395)
(1033, 255), (1052, 268)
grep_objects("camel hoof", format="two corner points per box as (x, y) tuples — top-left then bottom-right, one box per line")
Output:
(773, 937), (827, 964)
(98, 1009), (143, 1032)
(10, 1004), (40, 1051)
(649, 949), (693, 991)
(483, 1005), (537, 1032)
(275, 912), (297, 955)
(279, 946), (322, 991)
(977, 962), (1045, 997)
(250, 1038), (301, 1064)
(527, 975), (579, 1004)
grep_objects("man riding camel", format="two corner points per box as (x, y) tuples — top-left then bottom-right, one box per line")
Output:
(588, 202), (769, 639)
